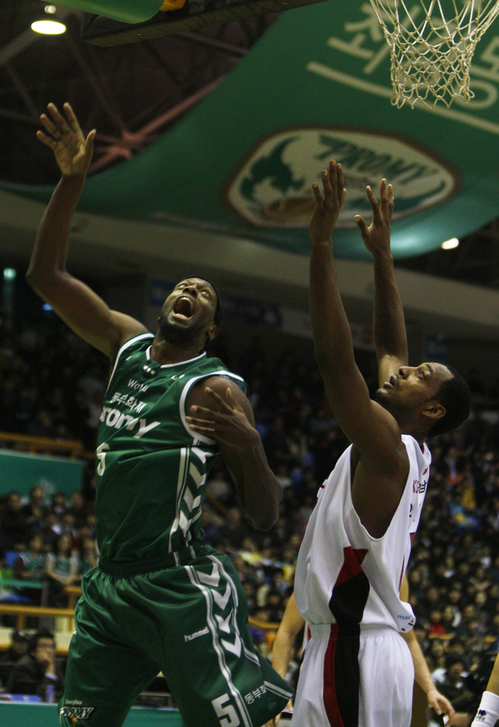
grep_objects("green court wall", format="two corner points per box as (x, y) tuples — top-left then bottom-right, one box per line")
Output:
(0, 703), (184, 726)
(0, 451), (85, 498)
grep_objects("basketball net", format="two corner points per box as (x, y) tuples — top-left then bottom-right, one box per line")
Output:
(369, 0), (499, 108)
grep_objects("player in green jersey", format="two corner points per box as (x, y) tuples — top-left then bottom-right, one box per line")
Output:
(27, 102), (293, 727)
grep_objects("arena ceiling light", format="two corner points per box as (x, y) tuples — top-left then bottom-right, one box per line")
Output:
(31, 5), (67, 35)
(441, 238), (459, 250)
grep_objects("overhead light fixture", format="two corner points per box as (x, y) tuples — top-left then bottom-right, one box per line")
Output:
(31, 5), (66, 34)
(441, 238), (459, 250)
(3, 268), (16, 281)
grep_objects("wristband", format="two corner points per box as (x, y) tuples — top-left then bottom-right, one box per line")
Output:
(472, 691), (499, 727)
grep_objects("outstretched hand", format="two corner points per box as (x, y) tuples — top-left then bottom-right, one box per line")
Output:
(354, 179), (394, 256)
(37, 102), (96, 177)
(309, 160), (346, 245)
(186, 387), (259, 449)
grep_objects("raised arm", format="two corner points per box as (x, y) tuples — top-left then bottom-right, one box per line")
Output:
(309, 161), (404, 465)
(26, 103), (146, 360)
(186, 378), (282, 530)
(355, 181), (408, 387)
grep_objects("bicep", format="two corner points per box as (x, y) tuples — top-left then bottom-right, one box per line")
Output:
(34, 271), (147, 358)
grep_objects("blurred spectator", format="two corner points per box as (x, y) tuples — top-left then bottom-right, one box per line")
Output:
(6, 628), (64, 701)
(0, 629), (29, 688)
(44, 534), (79, 607)
(37, 510), (59, 553)
(219, 507), (249, 549)
(50, 492), (67, 519)
(13, 533), (46, 605)
(0, 491), (28, 555)
(428, 609), (446, 638)
(76, 536), (98, 579)
(437, 655), (471, 706)
(429, 638), (447, 682)
(21, 485), (46, 532)
(66, 491), (90, 531)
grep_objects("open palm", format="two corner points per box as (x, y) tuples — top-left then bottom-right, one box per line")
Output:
(37, 102), (95, 176)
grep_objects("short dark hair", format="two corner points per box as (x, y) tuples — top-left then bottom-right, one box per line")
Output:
(445, 654), (465, 670)
(427, 366), (471, 438)
(28, 628), (55, 654)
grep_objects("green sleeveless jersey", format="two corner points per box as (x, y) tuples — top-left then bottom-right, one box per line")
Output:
(20, 552), (45, 578)
(95, 332), (246, 564)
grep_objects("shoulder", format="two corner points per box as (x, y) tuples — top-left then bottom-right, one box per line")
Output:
(190, 374), (248, 406)
(114, 331), (154, 360)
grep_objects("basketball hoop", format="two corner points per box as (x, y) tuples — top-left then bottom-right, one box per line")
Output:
(369, 0), (499, 108)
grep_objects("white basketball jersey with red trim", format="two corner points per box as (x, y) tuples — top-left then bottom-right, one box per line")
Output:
(295, 435), (431, 633)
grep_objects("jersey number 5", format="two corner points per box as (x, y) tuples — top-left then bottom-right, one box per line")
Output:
(96, 443), (110, 476)
(212, 694), (240, 726)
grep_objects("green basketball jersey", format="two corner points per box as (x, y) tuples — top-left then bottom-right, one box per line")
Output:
(95, 332), (246, 564)
(20, 551), (45, 578)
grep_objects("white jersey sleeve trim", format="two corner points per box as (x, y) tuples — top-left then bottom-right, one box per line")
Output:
(179, 370), (246, 445)
(106, 332), (154, 394)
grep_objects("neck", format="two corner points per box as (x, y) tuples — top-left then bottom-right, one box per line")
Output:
(150, 335), (204, 365)
(394, 414), (427, 444)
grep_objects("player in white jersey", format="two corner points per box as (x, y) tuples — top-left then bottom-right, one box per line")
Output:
(291, 163), (471, 727)
(268, 582), (455, 727)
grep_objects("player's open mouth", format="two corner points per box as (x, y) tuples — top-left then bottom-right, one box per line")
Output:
(384, 376), (396, 389)
(172, 296), (194, 320)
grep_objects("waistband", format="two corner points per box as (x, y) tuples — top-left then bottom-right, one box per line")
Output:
(310, 623), (398, 638)
(98, 543), (203, 577)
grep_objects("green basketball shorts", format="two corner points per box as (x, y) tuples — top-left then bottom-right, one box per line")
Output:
(59, 545), (293, 727)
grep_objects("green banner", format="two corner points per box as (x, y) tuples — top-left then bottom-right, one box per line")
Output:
(0, 451), (84, 499)
(4, 3), (499, 259)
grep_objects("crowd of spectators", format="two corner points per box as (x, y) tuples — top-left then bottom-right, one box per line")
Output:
(2, 319), (499, 716)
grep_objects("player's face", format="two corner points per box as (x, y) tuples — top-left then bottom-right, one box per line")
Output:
(375, 362), (453, 413)
(158, 278), (218, 345)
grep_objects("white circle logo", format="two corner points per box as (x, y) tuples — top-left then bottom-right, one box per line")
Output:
(225, 127), (459, 228)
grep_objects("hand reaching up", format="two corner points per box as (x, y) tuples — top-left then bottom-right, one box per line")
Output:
(37, 102), (95, 177)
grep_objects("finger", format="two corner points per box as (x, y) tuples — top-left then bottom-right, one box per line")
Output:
(387, 183), (394, 220)
(187, 406), (217, 419)
(40, 113), (63, 139)
(63, 102), (82, 135)
(322, 167), (333, 206)
(36, 130), (57, 150)
(337, 162), (344, 199)
(329, 160), (337, 201)
(205, 387), (231, 410)
(187, 423), (216, 434)
(84, 129), (96, 158)
(379, 178), (388, 219)
(47, 102), (71, 134)
(366, 185), (382, 223)
(312, 183), (323, 205)
(354, 214), (369, 240)
(185, 416), (217, 427)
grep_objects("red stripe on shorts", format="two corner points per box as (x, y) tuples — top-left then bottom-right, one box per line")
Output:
(323, 623), (345, 727)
